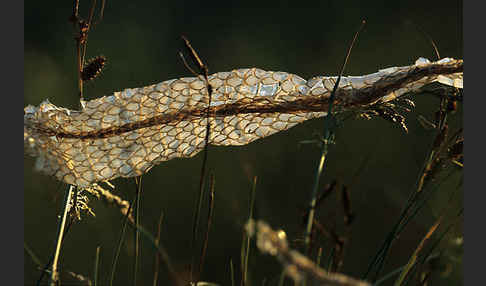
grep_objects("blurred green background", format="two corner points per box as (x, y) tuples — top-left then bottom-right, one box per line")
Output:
(24, 0), (463, 285)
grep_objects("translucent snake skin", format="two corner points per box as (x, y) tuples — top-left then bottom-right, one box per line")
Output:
(24, 57), (463, 188)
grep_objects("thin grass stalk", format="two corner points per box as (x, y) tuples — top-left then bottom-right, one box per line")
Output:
(316, 247), (323, 267)
(153, 211), (164, 286)
(365, 52), (459, 279)
(47, 2), (89, 283)
(28, 239), (94, 286)
(243, 176), (258, 286)
(180, 36), (214, 283)
(415, 200), (463, 270)
(374, 253), (440, 286)
(197, 174), (216, 282)
(80, 0), (97, 70)
(191, 175), (207, 282)
(366, 166), (458, 282)
(94, 246), (101, 286)
(129, 219), (182, 286)
(25, 242), (43, 268)
(396, 169), (455, 235)
(110, 190), (136, 286)
(365, 185), (433, 281)
(49, 185), (74, 286)
(133, 176), (143, 286)
(363, 186), (420, 280)
(393, 216), (443, 286)
(230, 259), (235, 286)
(374, 265), (407, 286)
(304, 20), (366, 255)
(365, 99), (454, 281)
(326, 247), (335, 272)
(277, 270), (285, 286)
(401, 207), (463, 286)
(37, 215), (76, 285)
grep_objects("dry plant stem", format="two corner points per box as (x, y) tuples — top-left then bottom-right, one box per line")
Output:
(304, 20), (365, 255)
(49, 185), (74, 286)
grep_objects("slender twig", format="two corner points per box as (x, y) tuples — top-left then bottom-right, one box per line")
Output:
(304, 20), (366, 255)
(49, 185), (74, 286)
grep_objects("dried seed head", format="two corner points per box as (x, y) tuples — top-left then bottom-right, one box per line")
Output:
(81, 55), (106, 82)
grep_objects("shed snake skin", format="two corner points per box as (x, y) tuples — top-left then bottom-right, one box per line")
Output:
(24, 57), (463, 188)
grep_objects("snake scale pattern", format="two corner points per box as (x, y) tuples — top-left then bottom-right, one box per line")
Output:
(24, 57), (463, 188)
